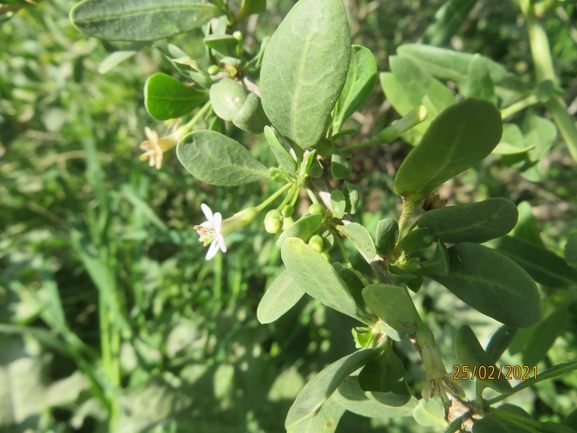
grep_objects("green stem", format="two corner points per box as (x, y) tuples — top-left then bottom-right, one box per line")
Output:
(255, 183), (293, 212)
(335, 235), (352, 267)
(520, 0), (577, 164)
(340, 137), (380, 153)
(500, 94), (539, 120)
(305, 187), (320, 204)
(187, 101), (212, 128)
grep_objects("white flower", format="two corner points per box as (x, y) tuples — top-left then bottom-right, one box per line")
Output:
(194, 203), (227, 260)
(421, 344), (465, 403)
(139, 126), (180, 170)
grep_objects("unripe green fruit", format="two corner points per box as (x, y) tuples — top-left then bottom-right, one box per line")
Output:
(309, 203), (324, 215)
(264, 210), (283, 234)
(282, 205), (294, 218)
(232, 30), (243, 42)
(309, 235), (324, 252)
(232, 93), (269, 134)
(282, 216), (295, 231)
(207, 65), (220, 75)
(210, 78), (248, 121)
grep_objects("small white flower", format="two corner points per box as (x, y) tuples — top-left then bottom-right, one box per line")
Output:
(139, 126), (179, 170)
(194, 203), (227, 260)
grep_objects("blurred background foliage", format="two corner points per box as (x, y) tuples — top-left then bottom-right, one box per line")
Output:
(1, 0), (576, 432)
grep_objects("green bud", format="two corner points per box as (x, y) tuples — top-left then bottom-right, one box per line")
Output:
(321, 252), (330, 261)
(264, 210), (283, 234)
(281, 205), (294, 218)
(309, 203), (324, 215)
(232, 30), (243, 42)
(396, 257), (422, 273)
(282, 216), (294, 231)
(309, 235), (324, 252)
(207, 65), (220, 76)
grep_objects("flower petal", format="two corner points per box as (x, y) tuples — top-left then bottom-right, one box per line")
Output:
(217, 234), (227, 253)
(212, 212), (222, 232)
(201, 203), (213, 221)
(206, 240), (220, 260)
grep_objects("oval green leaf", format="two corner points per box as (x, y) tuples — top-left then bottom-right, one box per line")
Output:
(276, 214), (323, 249)
(257, 270), (305, 324)
(287, 396), (345, 433)
(210, 78), (248, 121)
(264, 126), (297, 174)
(144, 73), (208, 120)
(473, 415), (533, 433)
(281, 237), (359, 320)
(362, 284), (418, 334)
(176, 130), (268, 186)
(521, 307), (569, 367)
(333, 45), (378, 131)
(426, 243), (541, 328)
(455, 325), (512, 394)
(493, 236), (577, 288)
(335, 376), (417, 418)
(260, 0), (351, 149)
(285, 348), (377, 429)
(394, 98), (502, 207)
(337, 223), (377, 261)
(71, 0), (221, 41)
(401, 227), (435, 254)
(418, 198), (518, 244)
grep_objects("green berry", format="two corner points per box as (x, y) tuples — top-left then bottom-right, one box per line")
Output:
(207, 65), (220, 75)
(309, 203), (324, 215)
(209, 78), (248, 121)
(232, 30), (243, 42)
(282, 216), (295, 231)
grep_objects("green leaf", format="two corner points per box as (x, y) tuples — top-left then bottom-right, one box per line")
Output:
(426, 243), (541, 328)
(422, 242), (450, 276)
(176, 130), (268, 186)
(330, 190), (346, 219)
(285, 348), (377, 429)
(390, 56), (456, 113)
(493, 124), (534, 155)
(521, 307), (569, 367)
(264, 126), (297, 174)
(465, 54), (496, 103)
(331, 151), (353, 179)
(565, 234), (577, 267)
(333, 45), (378, 131)
(421, 0), (478, 46)
(418, 198), (518, 244)
(235, 0), (267, 22)
(70, 0), (221, 41)
(401, 227), (435, 254)
(257, 270), (305, 324)
(413, 398), (446, 427)
(343, 181), (359, 214)
(493, 236), (577, 288)
(375, 218), (399, 258)
(394, 98), (502, 208)
(511, 202), (544, 246)
(455, 325), (512, 394)
(203, 34), (238, 56)
(97, 41), (148, 74)
(358, 340), (411, 406)
(144, 73), (208, 120)
(334, 376), (417, 418)
(287, 395), (345, 433)
(333, 263), (367, 314)
(362, 284), (418, 334)
(485, 325), (518, 363)
(260, 0), (351, 149)
(276, 214), (324, 249)
(473, 415), (533, 433)
(281, 237), (359, 320)
(523, 110), (557, 163)
(337, 223), (377, 260)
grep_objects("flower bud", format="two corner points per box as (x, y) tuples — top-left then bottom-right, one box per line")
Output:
(264, 210), (283, 234)
(281, 205), (294, 218)
(282, 216), (294, 231)
(308, 235), (323, 252)
(207, 65), (220, 75)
